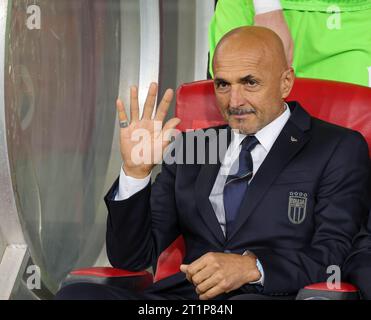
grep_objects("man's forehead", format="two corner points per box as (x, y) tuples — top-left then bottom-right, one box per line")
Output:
(214, 55), (262, 69)
(213, 53), (267, 78)
(215, 44), (265, 61)
(213, 45), (269, 72)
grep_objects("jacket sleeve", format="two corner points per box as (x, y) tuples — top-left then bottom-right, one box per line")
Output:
(343, 208), (371, 300)
(252, 131), (370, 295)
(105, 161), (180, 271)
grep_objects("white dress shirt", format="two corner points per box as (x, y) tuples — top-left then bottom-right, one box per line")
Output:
(114, 104), (291, 287)
(209, 104), (291, 237)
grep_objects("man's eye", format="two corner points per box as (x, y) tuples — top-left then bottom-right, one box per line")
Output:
(245, 80), (258, 86)
(217, 82), (228, 88)
(215, 81), (229, 90)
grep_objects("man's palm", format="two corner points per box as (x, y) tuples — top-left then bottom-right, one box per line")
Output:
(117, 83), (181, 178)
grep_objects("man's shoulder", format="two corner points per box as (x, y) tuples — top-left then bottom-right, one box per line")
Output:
(306, 116), (370, 161)
(288, 101), (369, 156)
(288, 100), (367, 148)
(310, 116), (366, 144)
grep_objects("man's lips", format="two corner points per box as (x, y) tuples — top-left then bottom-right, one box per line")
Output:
(229, 110), (256, 119)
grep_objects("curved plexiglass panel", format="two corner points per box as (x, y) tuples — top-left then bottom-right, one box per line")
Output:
(0, 232), (5, 261)
(5, 0), (122, 293)
(2, 0), (212, 298)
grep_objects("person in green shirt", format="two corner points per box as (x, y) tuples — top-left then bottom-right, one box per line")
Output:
(209, 0), (371, 87)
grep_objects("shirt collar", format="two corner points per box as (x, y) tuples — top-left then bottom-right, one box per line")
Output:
(231, 103), (291, 153)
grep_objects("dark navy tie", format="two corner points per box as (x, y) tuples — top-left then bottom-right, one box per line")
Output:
(223, 136), (259, 238)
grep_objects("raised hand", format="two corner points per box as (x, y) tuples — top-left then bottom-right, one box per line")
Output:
(116, 83), (181, 179)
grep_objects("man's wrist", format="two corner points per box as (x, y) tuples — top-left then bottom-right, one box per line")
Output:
(253, 0), (282, 15)
(122, 164), (152, 179)
(114, 165), (151, 201)
(242, 250), (264, 285)
(241, 252), (261, 283)
(252, 259), (264, 285)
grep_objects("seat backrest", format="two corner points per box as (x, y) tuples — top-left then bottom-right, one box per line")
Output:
(154, 78), (371, 282)
(175, 78), (371, 155)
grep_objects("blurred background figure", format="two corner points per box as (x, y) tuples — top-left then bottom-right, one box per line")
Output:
(209, 0), (371, 87)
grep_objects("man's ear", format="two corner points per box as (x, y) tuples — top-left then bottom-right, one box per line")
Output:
(280, 67), (295, 99)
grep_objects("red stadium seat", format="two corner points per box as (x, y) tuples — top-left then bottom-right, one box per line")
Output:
(64, 78), (371, 299)
(176, 78), (371, 157)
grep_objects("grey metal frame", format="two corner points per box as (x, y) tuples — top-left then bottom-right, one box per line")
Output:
(0, 0), (29, 300)
(139, 0), (160, 116)
(94, 0), (161, 266)
(194, 0), (214, 80)
(94, 0), (142, 267)
(95, 0), (160, 266)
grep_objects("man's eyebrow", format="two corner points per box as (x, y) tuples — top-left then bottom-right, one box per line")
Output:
(214, 78), (229, 85)
(214, 75), (261, 85)
(240, 75), (260, 83)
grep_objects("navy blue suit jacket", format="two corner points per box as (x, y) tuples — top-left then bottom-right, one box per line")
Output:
(105, 102), (370, 297)
(344, 208), (371, 299)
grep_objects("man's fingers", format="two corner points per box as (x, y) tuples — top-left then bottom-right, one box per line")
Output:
(154, 88), (174, 122)
(180, 264), (188, 273)
(161, 118), (181, 152)
(180, 264), (193, 282)
(180, 264), (193, 283)
(142, 82), (158, 119)
(192, 267), (214, 287)
(162, 117), (181, 140)
(130, 86), (140, 122)
(184, 258), (208, 284)
(183, 263), (206, 284)
(116, 99), (128, 123)
(195, 274), (219, 295)
(127, 85), (175, 123)
(199, 285), (224, 301)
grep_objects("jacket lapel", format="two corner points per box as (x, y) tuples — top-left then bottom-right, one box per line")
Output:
(195, 126), (231, 245)
(226, 102), (312, 243)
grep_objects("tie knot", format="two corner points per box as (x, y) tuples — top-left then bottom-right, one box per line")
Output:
(241, 135), (259, 152)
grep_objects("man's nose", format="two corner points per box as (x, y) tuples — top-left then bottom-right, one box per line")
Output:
(229, 85), (245, 108)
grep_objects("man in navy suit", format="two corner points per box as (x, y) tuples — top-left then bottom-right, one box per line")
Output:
(55, 26), (370, 300)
